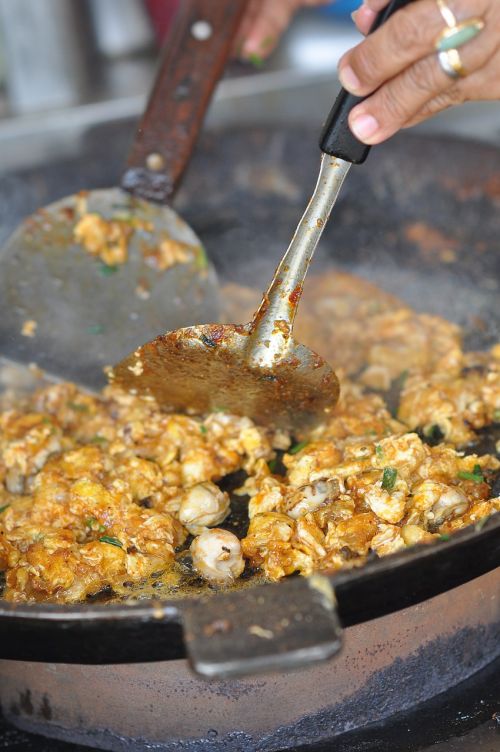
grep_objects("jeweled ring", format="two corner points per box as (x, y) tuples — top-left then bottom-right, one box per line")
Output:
(435, 0), (485, 53)
(437, 48), (466, 79)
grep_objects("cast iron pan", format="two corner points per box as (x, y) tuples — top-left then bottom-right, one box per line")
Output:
(0, 124), (499, 676)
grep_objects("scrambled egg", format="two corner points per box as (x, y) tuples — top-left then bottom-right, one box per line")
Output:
(0, 272), (498, 602)
(73, 210), (196, 271)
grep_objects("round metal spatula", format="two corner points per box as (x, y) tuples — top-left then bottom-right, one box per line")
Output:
(111, 0), (412, 432)
(0, 0), (248, 391)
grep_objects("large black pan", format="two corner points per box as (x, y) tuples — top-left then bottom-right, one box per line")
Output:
(0, 124), (499, 678)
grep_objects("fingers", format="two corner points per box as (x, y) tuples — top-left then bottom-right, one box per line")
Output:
(352, 4), (378, 35)
(348, 17), (499, 144)
(352, 0), (390, 36)
(404, 46), (500, 126)
(235, 0), (330, 62)
(339, 0), (488, 96)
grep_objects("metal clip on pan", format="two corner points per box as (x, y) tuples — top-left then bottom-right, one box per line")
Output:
(183, 0), (418, 680)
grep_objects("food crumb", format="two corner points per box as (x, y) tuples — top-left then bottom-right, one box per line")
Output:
(21, 319), (37, 338)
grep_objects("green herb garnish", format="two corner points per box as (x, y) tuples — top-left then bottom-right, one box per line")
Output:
(0, 504), (10, 514)
(111, 212), (133, 223)
(248, 52), (265, 68)
(98, 263), (118, 277)
(400, 369), (409, 383)
(89, 434), (107, 444)
(67, 402), (89, 413)
(199, 425), (207, 435)
(457, 464), (484, 483)
(493, 409), (500, 423)
(267, 458), (278, 473)
(195, 245), (209, 271)
(99, 535), (123, 549)
(87, 324), (104, 335)
(375, 445), (384, 458)
(439, 533), (451, 542)
(86, 517), (105, 533)
(381, 467), (398, 491)
(289, 440), (309, 455)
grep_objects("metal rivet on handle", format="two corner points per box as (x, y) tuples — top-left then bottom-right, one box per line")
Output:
(191, 20), (212, 41)
(146, 153), (165, 171)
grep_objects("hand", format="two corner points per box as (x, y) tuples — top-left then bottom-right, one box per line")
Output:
(236, 0), (330, 62)
(338, 0), (500, 144)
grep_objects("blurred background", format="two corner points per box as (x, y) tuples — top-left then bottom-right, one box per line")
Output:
(0, 0), (498, 173)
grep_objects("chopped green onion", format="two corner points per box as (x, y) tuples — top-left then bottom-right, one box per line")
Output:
(0, 504), (10, 514)
(381, 467), (398, 491)
(86, 517), (96, 527)
(457, 464), (484, 483)
(111, 203), (132, 211)
(111, 212), (133, 222)
(98, 263), (118, 277)
(248, 52), (265, 68)
(439, 533), (451, 542)
(99, 535), (123, 549)
(375, 445), (384, 458)
(289, 440), (309, 455)
(87, 324), (104, 335)
(89, 435), (107, 444)
(195, 245), (209, 271)
(267, 458), (278, 473)
(199, 425), (207, 435)
(67, 402), (89, 413)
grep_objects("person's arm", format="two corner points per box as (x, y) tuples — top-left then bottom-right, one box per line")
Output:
(340, 0), (500, 144)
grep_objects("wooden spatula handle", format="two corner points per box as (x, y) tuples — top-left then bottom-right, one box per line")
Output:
(122, 0), (248, 203)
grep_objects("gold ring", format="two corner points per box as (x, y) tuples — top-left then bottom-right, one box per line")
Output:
(437, 48), (467, 79)
(435, 0), (485, 53)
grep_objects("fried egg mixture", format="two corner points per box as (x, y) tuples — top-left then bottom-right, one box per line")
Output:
(0, 272), (499, 603)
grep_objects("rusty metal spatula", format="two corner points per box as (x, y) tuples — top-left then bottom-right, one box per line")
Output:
(111, 0), (411, 434)
(0, 0), (248, 391)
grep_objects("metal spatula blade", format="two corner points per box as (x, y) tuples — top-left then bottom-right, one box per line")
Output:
(0, 0), (249, 390)
(0, 188), (218, 389)
(111, 156), (349, 432)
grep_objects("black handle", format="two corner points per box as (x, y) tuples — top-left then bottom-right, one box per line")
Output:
(320, 0), (416, 163)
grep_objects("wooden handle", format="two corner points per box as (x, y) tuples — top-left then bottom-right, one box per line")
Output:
(122, 0), (249, 203)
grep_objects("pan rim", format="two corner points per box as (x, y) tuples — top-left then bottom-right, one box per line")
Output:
(0, 511), (498, 623)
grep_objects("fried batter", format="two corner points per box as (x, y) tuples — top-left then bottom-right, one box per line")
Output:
(0, 271), (498, 601)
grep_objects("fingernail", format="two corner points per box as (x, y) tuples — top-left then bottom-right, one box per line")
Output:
(351, 113), (379, 141)
(338, 65), (361, 93)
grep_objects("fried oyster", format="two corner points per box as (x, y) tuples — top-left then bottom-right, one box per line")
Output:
(0, 272), (498, 602)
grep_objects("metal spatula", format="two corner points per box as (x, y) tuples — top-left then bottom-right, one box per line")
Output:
(0, 0), (248, 390)
(111, 0), (412, 432)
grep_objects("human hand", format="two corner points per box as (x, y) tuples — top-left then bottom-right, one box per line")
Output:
(339, 0), (500, 144)
(235, 0), (330, 63)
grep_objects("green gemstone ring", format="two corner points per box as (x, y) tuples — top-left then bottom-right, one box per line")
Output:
(435, 0), (485, 54)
